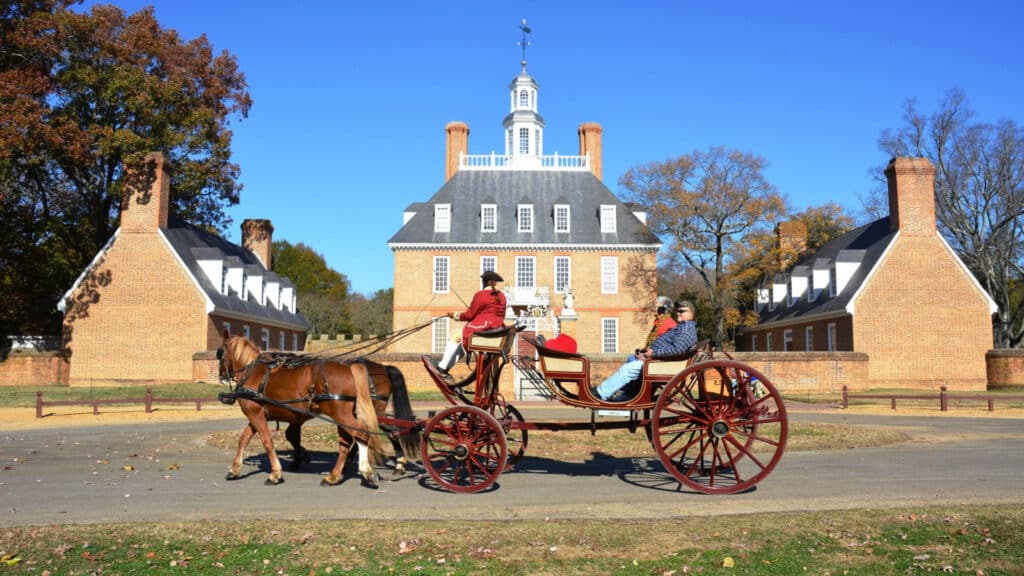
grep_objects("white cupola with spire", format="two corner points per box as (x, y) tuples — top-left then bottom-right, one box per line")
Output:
(502, 20), (545, 169)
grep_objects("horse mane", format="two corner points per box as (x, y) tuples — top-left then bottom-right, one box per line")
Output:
(227, 335), (261, 368)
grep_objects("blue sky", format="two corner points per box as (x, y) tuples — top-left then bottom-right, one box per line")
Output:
(83, 1), (1024, 294)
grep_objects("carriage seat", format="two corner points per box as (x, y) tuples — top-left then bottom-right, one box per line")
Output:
(523, 335), (589, 400)
(464, 324), (519, 356)
(641, 339), (710, 385)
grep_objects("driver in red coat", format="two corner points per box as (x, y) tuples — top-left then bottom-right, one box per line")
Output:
(436, 271), (508, 374)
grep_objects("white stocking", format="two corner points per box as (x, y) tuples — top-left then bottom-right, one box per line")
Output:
(438, 340), (463, 371)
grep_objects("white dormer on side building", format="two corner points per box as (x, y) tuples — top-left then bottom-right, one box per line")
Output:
(264, 273), (281, 310)
(193, 248), (223, 293)
(280, 283), (294, 314)
(223, 256), (244, 297)
(789, 265), (810, 306)
(244, 265), (264, 304)
(756, 287), (770, 312)
(835, 249), (866, 296)
(771, 274), (787, 310)
(811, 258), (830, 301)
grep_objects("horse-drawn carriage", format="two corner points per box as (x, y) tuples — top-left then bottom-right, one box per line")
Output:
(218, 322), (787, 495)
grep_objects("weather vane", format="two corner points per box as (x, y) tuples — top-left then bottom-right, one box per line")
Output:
(518, 19), (532, 68)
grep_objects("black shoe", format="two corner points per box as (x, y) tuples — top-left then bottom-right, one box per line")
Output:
(589, 387), (604, 400)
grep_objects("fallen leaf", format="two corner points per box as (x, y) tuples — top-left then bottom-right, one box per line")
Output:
(722, 556), (735, 568)
(166, 464), (179, 470)
(122, 465), (134, 471)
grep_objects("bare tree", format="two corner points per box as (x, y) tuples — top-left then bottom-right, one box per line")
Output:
(619, 146), (786, 343)
(876, 89), (1024, 347)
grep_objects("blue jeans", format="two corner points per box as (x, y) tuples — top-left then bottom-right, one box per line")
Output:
(594, 357), (644, 399)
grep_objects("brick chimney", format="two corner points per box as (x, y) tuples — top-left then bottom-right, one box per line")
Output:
(578, 122), (603, 180)
(445, 121), (469, 182)
(121, 151), (170, 233)
(776, 221), (808, 268)
(242, 219), (274, 269)
(885, 157), (936, 236)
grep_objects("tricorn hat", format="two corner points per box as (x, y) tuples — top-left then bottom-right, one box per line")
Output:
(481, 271), (504, 283)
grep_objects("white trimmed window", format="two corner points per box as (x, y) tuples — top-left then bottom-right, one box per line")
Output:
(827, 323), (836, 352)
(805, 326), (814, 351)
(433, 256), (449, 293)
(766, 332), (773, 352)
(243, 325), (250, 339)
(481, 204), (497, 233)
(261, 328), (270, 351)
(601, 256), (618, 294)
(600, 205), (616, 233)
(515, 256), (535, 288)
(518, 204), (534, 232)
(519, 127), (529, 154)
(222, 321), (231, 336)
(480, 256), (496, 277)
(751, 334), (758, 352)
(554, 256), (571, 293)
(602, 318), (619, 353)
(434, 204), (450, 233)
(554, 204), (570, 233)
(519, 89), (529, 108)
(783, 329), (792, 352)
(279, 332), (285, 351)
(292, 334), (298, 352)
(432, 317), (449, 354)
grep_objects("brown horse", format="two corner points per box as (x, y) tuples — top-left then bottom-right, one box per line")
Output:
(218, 334), (383, 486)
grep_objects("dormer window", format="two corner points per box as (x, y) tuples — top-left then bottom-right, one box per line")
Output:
(434, 204), (451, 233)
(518, 204), (534, 232)
(600, 205), (616, 233)
(481, 204), (496, 233)
(554, 204), (570, 233)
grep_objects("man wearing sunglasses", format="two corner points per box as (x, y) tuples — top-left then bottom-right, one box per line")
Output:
(592, 300), (698, 401)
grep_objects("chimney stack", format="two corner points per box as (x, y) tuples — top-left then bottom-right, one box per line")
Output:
(445, 121), (469, 182)
(578, 122), (603, 180)
(884, 157), (936, 236)
(242, 219), (274, 269)
(121, 151), (170, 233)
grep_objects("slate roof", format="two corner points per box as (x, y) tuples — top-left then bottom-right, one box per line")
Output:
(757, 217), (897, 325)
(160, 219), (310, 331)
(388, 170), (661, 247)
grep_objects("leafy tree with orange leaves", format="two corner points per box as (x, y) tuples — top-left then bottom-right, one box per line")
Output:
(1, 1), (251, 335)
(619, 146), (786, 344)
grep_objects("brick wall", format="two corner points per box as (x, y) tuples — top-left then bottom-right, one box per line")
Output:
(985, 349), (1024, 389)
(63, 232), (209, 386)
(391, 249), (656, 357)
(0, 351), (69, 387)
(854, 235), (992, 391)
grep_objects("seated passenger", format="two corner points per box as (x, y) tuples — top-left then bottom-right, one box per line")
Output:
(435, 271), (508, 377)
(591, 300), (697, 401)
(544, 333), (578, 354)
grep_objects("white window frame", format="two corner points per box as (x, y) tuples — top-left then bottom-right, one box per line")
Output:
(260, 328), (270, 351)
(554, 204), (570, 233)
(292, 334), (299, 352)
(481, 204), (497, 233)
(519, 89), (529, 108)
(783, 329), (793, 352)
(480, 256), (497, 277)
(515, 256), (536, 289)
(279, 331), (285, 351)
(519, 127), (529, 154)
(434, 204), (451, 233)
(600, 204), (617, 233)
(766, 332), (773, 352)
(243, 325), (250, 339)
(827, 323), (836, 352)
(433, 256), (450, 294)
(601, 256), (618, 294)
(518, 204), (534, 233)
(805, 326), (814, 351)
(602, 318), (619, 353)
(554, 256), (571, 293)
(432, 317), (449, 354)
(751, 334), (758, 352)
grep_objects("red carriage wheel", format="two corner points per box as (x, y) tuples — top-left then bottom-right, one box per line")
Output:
(651, 359), (787, 495)
(420, 405), (508, 493)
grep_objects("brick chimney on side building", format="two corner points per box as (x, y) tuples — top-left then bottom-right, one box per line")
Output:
(121, 151), (170, 233)
(242, 219), (274, 269)
(885, 157), (936, 237)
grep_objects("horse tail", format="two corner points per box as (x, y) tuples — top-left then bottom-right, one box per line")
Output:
(385, 365), (422, 464)
(350, 362), (384, 459)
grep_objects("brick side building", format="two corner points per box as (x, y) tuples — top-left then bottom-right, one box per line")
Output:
(58, 152), (309, 385)
(738, 157), (996, 389)
(388, 61), (661, 397)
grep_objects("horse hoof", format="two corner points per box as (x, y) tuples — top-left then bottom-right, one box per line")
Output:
(264, 476), (283, 486)
(321, 476), (340, 486)
(225, 472), (239, 481)
(362, 474), (380, 489)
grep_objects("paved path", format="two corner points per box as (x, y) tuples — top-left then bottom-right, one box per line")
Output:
(2, 407), (1022, 527)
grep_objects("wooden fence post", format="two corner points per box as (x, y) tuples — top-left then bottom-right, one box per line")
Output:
(841, 385), (848, 409)
(145, 387), (153, 413)
(36, 391), (43, 418)
(940, 386), (948, 412)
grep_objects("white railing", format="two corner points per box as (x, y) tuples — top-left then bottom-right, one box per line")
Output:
(460, 152), (590, 171)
